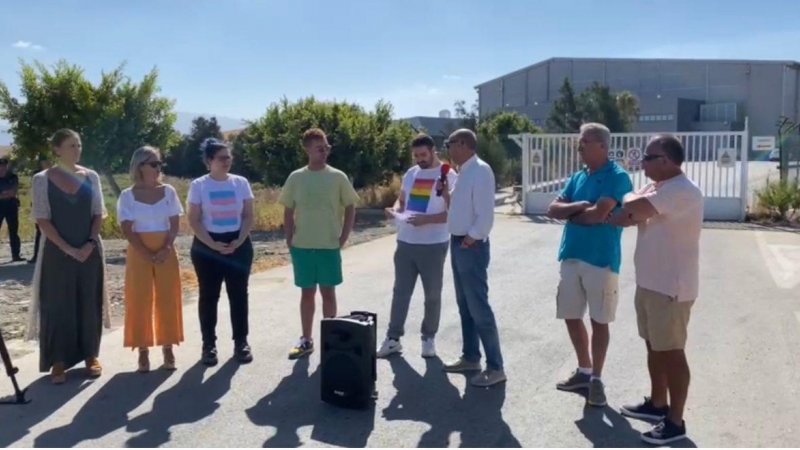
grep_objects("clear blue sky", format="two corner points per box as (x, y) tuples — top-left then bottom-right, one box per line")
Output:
(2, 0), (800, 124)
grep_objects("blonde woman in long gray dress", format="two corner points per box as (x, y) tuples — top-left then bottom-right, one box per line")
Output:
(27, 129), (111, 385)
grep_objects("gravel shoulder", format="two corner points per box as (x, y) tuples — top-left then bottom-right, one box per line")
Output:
(0, 212), (394, 348)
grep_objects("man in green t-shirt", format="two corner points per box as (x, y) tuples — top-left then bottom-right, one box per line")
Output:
(279, 128), (359, 360)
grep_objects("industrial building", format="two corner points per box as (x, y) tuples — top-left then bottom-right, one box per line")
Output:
(398, 115), (463, 149)
(475, 57), (800, 143)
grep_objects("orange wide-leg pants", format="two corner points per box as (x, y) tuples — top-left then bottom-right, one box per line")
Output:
(123, 231), (184, 349)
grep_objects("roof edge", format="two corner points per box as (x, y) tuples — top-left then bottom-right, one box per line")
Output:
(474, 57), (800, 89)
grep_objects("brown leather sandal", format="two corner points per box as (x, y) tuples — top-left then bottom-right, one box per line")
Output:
(137, 349), (150, 373)
(51, 363), (66, 385)
(85, 357), (103, 378)
(161, 345), (176, 371)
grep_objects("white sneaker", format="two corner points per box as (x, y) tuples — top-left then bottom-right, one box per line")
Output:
(377, 338), (402, 358)
(421, 338), (436, 358)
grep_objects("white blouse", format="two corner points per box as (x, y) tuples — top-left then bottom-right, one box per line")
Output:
(117, 185), (184, 232)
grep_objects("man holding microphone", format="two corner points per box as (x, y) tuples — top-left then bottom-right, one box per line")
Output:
(438, 128), (506, 387)
(378, 134), (457, 359)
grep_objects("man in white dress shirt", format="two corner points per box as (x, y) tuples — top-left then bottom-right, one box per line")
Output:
(439, 128), (506, 387)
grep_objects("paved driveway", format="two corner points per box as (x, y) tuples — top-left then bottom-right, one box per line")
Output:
(2, 216), (799, 447)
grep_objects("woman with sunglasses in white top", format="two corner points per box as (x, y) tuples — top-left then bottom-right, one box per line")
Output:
(117, 146), (184, 372)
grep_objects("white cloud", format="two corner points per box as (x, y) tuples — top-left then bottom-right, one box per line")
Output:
(12, 40), (44, 51)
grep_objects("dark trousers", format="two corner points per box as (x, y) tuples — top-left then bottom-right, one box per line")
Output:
(190, 231), (254, 348)
(0, 200), (21, 258)
(32, 225), (42, 260)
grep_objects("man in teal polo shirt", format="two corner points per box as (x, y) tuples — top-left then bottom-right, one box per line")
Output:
(547, 122), (633, 407)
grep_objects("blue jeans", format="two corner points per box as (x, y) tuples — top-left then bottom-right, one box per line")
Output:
(450, 236), (504, 371)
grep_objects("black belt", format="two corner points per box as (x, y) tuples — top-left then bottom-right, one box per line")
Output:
(451, 235), (484, 242)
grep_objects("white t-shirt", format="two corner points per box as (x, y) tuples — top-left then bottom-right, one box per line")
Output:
(117, 185), (183, 233)
(187, 174), (254, 234)
(397, 164), (458, 245)
(634, 174), (704, 302)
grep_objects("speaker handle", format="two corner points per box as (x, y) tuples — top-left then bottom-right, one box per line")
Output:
(351, 311), (378, 384)
(350, 311), (377, 329)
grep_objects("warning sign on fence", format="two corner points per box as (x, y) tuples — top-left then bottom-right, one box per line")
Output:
(608, 149), (626, 160)
(627, 147), (642, 167)
(717, 148), (736, 168)
(531, 149), (543, 167)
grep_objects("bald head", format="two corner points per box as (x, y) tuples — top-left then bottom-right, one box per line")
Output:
(446, 128), (478, 166)
(448, 128), (477, 150)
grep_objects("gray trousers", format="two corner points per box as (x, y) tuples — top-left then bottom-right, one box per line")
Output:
(387, 240), (449, 340)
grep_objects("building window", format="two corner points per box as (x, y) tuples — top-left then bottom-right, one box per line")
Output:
(639, 114), (674, 122)
(700, 102), (738, 122)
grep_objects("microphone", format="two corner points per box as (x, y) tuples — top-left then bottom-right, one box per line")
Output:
(436, 163), (450, 197)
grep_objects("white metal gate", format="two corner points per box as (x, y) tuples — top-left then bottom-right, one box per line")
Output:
(510, 121), (750, 221)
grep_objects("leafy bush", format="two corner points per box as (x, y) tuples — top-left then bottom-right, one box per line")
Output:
(476, 133), (508, 188)
(478, 111), (541, 161)
(239, 97), (415, 188)
(755, 178), (800, 221)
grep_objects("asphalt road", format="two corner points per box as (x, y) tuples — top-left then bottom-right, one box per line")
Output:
(2, 216), (799, 447)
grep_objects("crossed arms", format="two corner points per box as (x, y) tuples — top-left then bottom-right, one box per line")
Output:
(606, 192), (659, 227)
(547, 196), (619, 225)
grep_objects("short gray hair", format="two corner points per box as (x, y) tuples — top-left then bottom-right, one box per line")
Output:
(580, 122), (611, 150)
(129, 146), (161, 183)
(449, 128), (478, 150)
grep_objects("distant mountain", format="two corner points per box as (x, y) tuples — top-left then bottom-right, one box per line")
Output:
(174, 112), (248, 135)
(0, 113), (248, 146)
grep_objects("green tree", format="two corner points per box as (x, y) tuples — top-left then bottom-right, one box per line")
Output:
(240, 97), (414, 188)
(546, 78), (640, 133)
(478, 111), (541, 185)
(547, 77), (583, 132)
(0, 60), (179, 195)
(475, 132), (508, 188)
(164, 116), (223, 178)
(615, 91), (640, 131)
(478, 111), (541, 159)
(448, 103), (542, 186)
(453, 99), (479, 131)
(229, 130), (262, 183)
(579, 82), (627, 132)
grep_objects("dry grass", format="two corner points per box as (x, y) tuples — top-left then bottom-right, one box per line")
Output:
(2, 173), (401, 241)
(179, 252), (289, 291)
(356, 175), (402, 209)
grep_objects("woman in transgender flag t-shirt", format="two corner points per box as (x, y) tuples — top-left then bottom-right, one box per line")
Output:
(186, 138), (255, 367)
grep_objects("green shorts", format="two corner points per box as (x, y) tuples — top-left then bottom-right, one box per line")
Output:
(289, 247), (343, 288)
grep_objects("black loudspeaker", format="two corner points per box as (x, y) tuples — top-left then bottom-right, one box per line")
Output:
(320, 311), (377, 409)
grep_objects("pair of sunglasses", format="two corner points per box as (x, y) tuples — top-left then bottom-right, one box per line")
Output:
(140, 161), (163, 169)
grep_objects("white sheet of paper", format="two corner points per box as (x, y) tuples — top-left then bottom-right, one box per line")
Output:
(391, 211), (414, 228)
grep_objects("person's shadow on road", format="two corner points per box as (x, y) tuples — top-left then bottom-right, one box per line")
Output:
(245, 358), (375, 448)
(32, 370), (172, 447)
(383, 356), (521, 448)
(0, 374), (89, 447)
(571, 390), (698, 448)
(125, 359), (240, 447)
